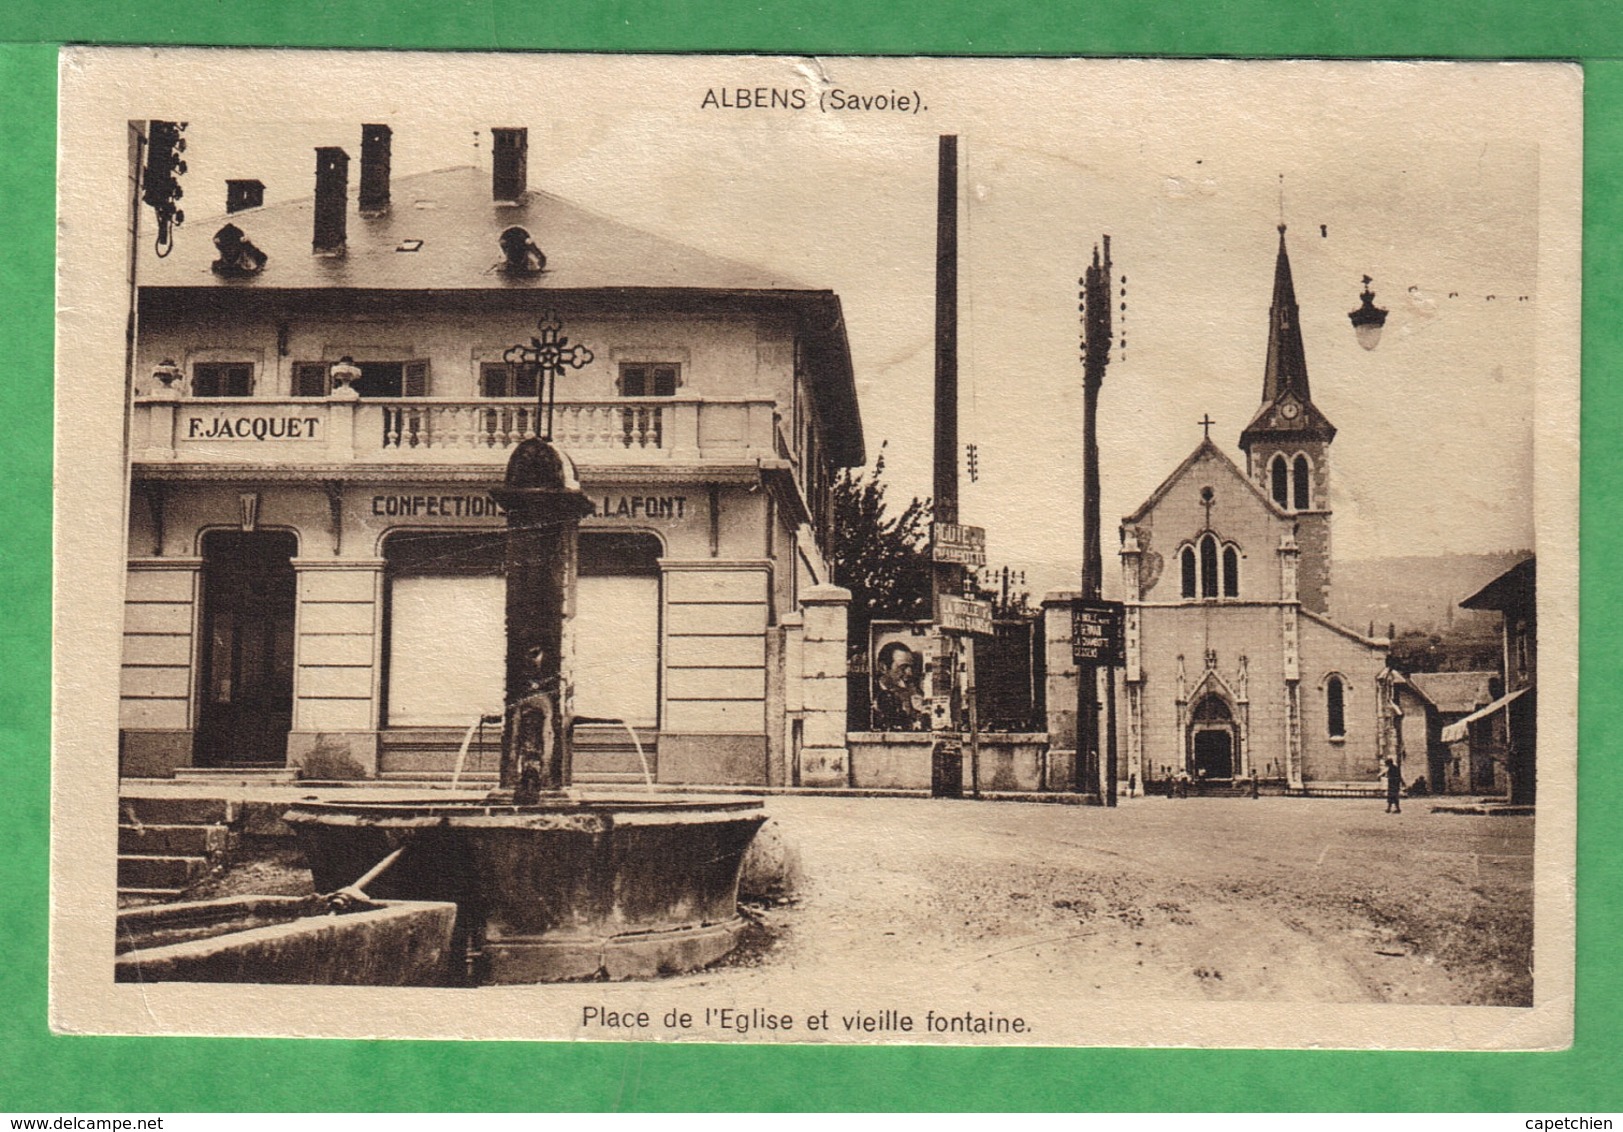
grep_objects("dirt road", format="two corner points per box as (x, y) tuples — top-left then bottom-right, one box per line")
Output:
(698, 794), (1533, 1007)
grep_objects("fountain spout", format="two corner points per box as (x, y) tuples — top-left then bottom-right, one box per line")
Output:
(489, 435), (595, 804)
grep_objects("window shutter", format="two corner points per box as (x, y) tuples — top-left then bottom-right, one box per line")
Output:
(292, 362), (330, 397)
(403, 360), (430, 398)
(480, 363), (506, 398)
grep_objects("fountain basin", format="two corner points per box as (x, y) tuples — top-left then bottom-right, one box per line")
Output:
(284, 794), (767, 983)
(116, 894), (458, 985)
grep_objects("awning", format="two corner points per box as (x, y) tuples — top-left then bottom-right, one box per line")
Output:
(1441, 686), (1531, 743)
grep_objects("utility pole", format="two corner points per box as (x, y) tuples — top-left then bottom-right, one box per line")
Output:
(1076, 237), (1114, 804)
(929, 134), (965, 799)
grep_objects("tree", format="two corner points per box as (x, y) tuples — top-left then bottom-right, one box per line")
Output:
(830, 445), (932, 653)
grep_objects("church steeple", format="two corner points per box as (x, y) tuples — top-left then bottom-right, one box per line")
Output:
(1262, 224), (1310, 404)
(1239, 224), (1336, 458)
(1237, 223), (1337, 615)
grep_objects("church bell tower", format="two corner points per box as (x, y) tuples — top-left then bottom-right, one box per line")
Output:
(1239, 225), (1336, 615)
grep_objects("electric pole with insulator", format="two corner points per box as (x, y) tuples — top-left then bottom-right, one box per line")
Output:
(1076, 237), (1114, 803)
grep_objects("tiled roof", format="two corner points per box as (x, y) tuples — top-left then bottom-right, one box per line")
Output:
(1407, 670), (1496, 715)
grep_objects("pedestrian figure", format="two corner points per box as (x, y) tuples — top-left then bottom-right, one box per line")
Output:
(1249, 775), (1260, 800)
(1128, 773), (1137, 799)
(1383, 758), (1405, 813)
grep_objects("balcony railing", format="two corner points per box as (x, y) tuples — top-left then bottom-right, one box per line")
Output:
(133, 396), (781, 466)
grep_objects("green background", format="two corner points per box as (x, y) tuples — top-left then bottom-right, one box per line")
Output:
(1, 0), (1617, 1113)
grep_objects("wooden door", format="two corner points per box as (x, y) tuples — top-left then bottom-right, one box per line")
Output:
(194, 531), (297, 766)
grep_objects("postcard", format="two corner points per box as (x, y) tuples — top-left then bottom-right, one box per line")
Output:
(53, 49), (1578, 1048)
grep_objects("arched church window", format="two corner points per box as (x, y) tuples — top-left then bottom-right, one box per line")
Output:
(1181, 546), (1197, 599)
(1326, 675), (1346, 739)
(1223, 545), (1239, 597)
(1270, 454), (1290, 508)
(1200, 535), (1219, 599)
(1293, 455), (1311, 510)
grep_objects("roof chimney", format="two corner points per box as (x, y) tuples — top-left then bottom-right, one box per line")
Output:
(225, 179), (265, 213)
(491, 127), (527, 204)
(358, 124), (391, 216)
(312, 146), (349, 256)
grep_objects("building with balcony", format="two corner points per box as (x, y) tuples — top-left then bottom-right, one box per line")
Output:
(120, 124), (863, 787)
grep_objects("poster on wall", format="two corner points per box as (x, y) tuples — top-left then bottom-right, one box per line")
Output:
(868, 621), (936, 733)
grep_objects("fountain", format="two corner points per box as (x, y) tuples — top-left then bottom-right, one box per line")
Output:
(285, 315), (767, 984)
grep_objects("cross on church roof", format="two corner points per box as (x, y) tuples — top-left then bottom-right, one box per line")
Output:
(1199, 413), (1216, 440)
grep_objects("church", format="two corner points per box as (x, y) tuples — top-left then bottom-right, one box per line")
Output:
(1114, 226), (1398, 792)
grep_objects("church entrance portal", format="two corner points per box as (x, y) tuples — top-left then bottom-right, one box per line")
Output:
(1192, 728), (1234, 779)
(1188, 694), (1237, 780)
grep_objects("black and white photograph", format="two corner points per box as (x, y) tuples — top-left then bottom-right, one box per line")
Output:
(53, 50), (1578, 1047)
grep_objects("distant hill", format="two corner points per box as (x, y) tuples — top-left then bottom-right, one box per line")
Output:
(1333, 551), (1532, 636)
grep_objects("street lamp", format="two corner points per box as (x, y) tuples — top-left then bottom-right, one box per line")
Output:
(1348, 275), (1389, 351)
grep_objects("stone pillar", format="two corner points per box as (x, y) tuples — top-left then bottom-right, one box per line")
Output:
(1279, 531), (1304, 788)
(796, 583), (851, 787)
(288, 557), (385, 778)
(777, 610), (805, 788)
(1041, 592), (1080, 790)
(120, 557), (202, 777)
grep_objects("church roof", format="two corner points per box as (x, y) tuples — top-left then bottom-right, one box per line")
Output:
(1122, 435), (1290, 525)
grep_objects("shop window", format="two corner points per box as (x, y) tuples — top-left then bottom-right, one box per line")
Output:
(381, 531), (664, 730)
(192, 361), (253, 397)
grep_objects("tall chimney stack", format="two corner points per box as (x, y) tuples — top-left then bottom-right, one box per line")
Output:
(491, 127), (528, 204)
(358, 124), (391, 216)
(225, 179), (265, 214)
(313, 146), (349, 256)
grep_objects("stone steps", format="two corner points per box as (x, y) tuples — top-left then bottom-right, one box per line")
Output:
(171, 765), (296, 786)
(117, 853), (212, 891)
(118, 822), (230, 856)
(117, 797), (239, 903)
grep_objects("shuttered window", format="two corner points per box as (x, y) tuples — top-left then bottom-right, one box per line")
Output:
(291, 362), (330, 397)
(291, 359), (429, 397)
(619, 363), (678, 397)
(480, 362), (539, 398)
(192, 362), (253, 397)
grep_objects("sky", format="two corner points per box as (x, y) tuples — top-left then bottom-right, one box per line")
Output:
(140, 54), (1563, 601)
